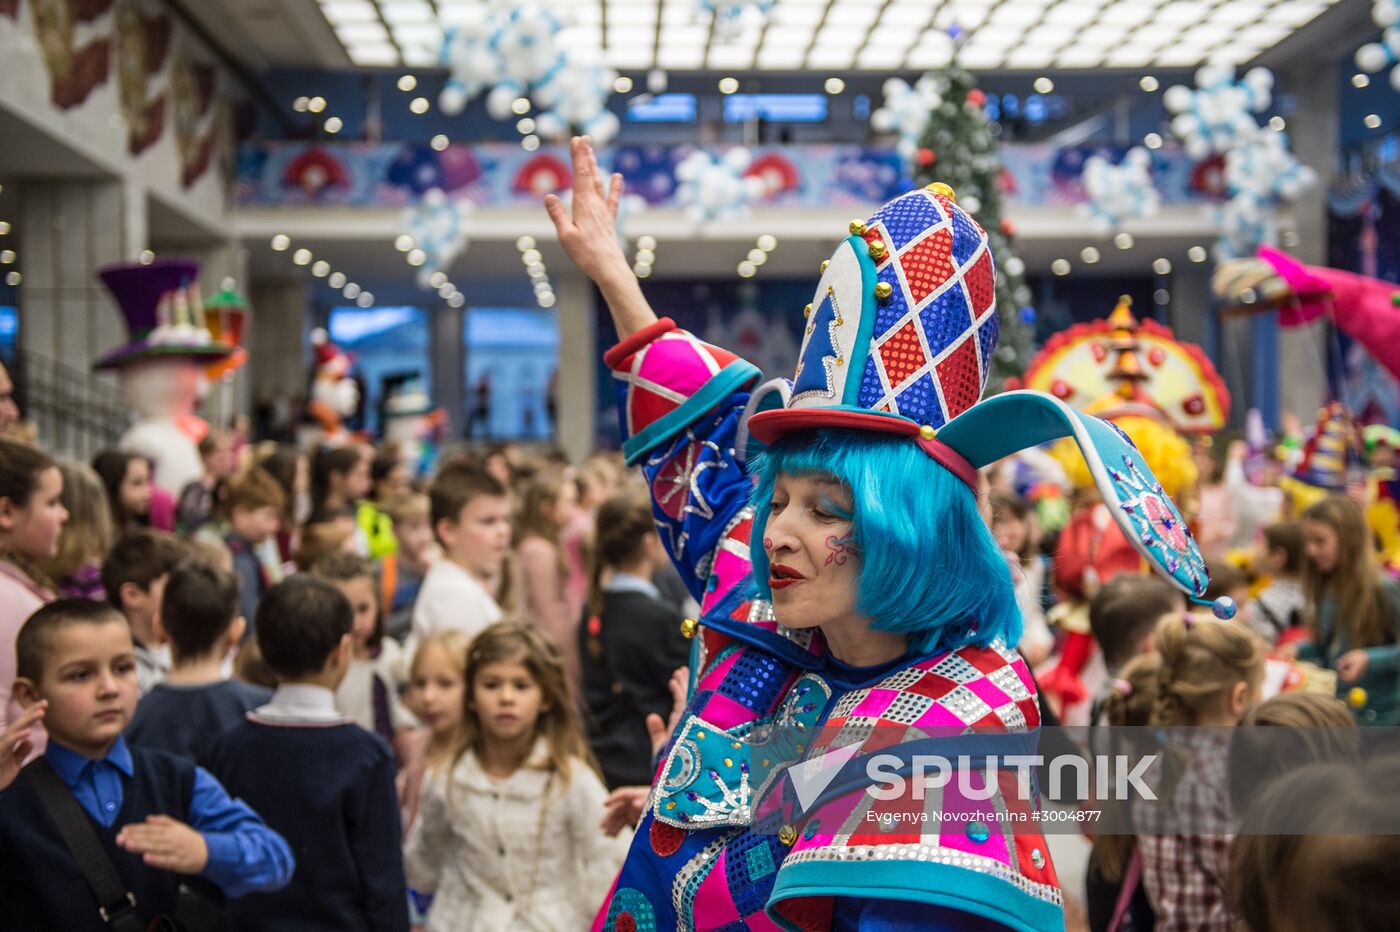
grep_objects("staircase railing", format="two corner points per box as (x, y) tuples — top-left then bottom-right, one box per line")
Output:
(13, 348), (130, 460)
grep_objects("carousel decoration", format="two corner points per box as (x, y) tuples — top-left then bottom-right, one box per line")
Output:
(1013, 295), (1230, 718)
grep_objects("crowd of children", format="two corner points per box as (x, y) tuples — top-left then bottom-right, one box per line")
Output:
(2, 405), (1400, 930)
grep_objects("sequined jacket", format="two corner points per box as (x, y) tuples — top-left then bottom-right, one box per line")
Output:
(591, 320), (1065, 932)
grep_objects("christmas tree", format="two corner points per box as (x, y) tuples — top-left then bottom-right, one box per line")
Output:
(913, 61), (1035, 387)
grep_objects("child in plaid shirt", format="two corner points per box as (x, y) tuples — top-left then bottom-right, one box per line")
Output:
(1135, 612), (1264, 932)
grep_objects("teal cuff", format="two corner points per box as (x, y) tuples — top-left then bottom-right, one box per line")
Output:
(621, 359), (762, 466)
(767, 857), (1065, 932)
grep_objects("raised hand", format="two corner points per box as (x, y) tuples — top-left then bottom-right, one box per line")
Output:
(0, 701), (46, 791)
(543, 136), (657, 338)
(543, 136), (629, 288)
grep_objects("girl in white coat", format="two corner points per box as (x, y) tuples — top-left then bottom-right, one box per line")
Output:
(404, 622), (629, 931)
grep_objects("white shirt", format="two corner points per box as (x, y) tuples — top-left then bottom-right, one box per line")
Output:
(336, 640), (418, 736)
(250, 683), (349, 725)
(404, 742), (631, 932)
(409, 559), (502, 656)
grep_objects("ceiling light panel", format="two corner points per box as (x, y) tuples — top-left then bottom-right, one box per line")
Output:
(316, 1), (1335, 72)
(319, 1), (378, 24)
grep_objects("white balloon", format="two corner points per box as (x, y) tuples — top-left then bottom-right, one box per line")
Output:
(486, 85), (519, 120)
(439, 81), (469, 116)
(1163, 85), (1193, 114)
(1357, 42), (1390, 73)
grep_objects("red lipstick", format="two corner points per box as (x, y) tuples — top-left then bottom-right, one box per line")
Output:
(769, 564), (805, 590)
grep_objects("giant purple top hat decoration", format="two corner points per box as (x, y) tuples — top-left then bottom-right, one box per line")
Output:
(746, 182), (1226, 610)
(94, 258), (234, 370)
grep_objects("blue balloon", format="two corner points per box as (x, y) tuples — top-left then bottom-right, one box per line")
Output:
(1019, 306), (1037, 324)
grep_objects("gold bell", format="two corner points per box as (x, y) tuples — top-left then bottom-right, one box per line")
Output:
(1349, 686), (1368, 709)
(778, 824), (798, 846)
(926, 181), (957, 202)
(803, 303), (812, 318)
(848, 219), (867, 236)
(680, 618), (698, 639)
(868, 240), (887, 260)
(874, 281), (893, 301)
(919, 425), (936, 441)
(820, 259), (830, 273)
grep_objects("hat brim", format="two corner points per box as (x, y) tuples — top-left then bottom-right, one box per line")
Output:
(937, 389), (1210, 597)
(94, 341), (235, 370)
(747, 404), (920, 444)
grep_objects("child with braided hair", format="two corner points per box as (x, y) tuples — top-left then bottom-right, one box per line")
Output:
(1136, 614), (1264, 932)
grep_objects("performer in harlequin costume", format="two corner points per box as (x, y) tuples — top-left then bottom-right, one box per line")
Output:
(95, 259), (234, 496)
(547, 138), (1224, 932)
(1013, 297), (1229, 718)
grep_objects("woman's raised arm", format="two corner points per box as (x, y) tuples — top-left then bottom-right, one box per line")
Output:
(544, 136), (658, 339)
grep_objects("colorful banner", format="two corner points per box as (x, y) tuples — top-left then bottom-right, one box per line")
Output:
(234, 141), (1217, 210)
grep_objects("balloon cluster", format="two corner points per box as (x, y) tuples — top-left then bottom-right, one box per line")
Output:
(1163, 65), (1274, 159)
(439, 1), (619, 146)
(871, 76), (944, 163)
(1165, 64), (1313, 260)
(403, 188), (473, 288)
(1216, 191), (1280, 262)
(1355, 0), (1400, 92)
(1080, 147), (1160, 235)
(674, 149), (767, 227)
(1225, 127), (1317, 203)
(699, 0), (775, 41)
(1216, 124), (1315, 260)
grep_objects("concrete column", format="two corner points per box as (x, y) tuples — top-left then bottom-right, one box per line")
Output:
(247, 278), (311, 410)
(18, 178), (142, 377)
(1278, 61), (1339, 424)
(1168, 262), (1210, 349)
(429, 302), (463, 438)
(553, 272), (596, 462)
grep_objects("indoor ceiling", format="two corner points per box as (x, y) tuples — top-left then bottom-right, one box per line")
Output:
(314, 0), (1346, 72)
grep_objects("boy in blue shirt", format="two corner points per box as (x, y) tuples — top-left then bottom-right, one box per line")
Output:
(125, 559), (272, 762)
(0, 598), (294, 931)
(205, 575), (409, 931)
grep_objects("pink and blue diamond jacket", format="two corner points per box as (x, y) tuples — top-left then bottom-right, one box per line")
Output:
(590, 319), (1065, 932)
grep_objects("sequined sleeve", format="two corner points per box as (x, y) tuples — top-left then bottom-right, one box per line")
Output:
(605, 318), (763, 604)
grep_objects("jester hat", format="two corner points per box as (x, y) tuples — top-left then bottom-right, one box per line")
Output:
(746, 184), (1222, 607)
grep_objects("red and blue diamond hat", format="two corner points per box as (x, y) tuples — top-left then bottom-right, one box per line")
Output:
(748, 184), (1225, 609)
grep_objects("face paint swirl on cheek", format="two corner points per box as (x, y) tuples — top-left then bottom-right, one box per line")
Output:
(763, 537), (774, 552)
(825, 535), (853, 566)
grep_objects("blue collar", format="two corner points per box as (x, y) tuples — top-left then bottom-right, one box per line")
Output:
(45, 736), (133, 787)
(603, 571), (661, 600)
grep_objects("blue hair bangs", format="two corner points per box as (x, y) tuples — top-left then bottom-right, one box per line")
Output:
(750, 429), (1021, 657)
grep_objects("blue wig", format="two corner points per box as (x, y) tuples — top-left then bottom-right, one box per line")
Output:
(749, 429), (1021, 657)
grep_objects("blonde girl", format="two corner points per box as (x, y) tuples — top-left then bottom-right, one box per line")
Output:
(1297, 496), (1400, 724)
(1137, 614), (1264, 932)
(403, 622), (628, 932)
(401, 629), (471, 832)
